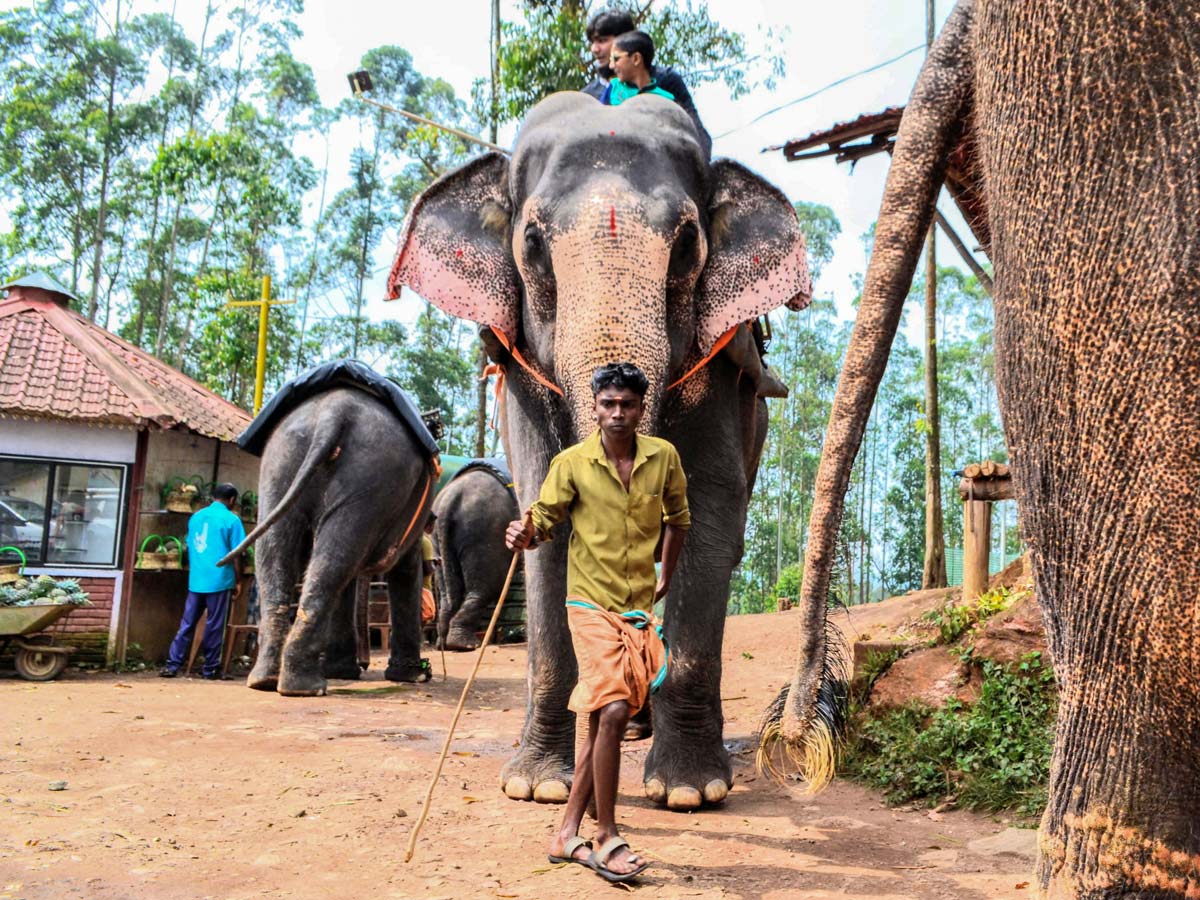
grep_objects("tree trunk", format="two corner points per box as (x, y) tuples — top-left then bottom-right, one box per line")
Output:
(922, 227), (948, 588)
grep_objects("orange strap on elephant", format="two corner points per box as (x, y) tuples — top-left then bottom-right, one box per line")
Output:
(398, 467), (436, 550)
(487, 323), (744, 400)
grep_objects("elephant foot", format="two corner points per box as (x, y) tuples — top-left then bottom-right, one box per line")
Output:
(644, 729), (732, 810)
(625, 703), (653, 741)
(444, 630), (481, 652)
(246, 660), (279, 692)
(385, 659), (432, 683)
(500, 745), (573, 804)
(321, 662), (362, 681)
(277, 669), (328, 697)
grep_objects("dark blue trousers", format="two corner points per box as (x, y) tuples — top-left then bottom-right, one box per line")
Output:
(165, 589), (231, 676)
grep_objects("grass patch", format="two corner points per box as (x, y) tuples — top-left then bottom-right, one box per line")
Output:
(922, 585), (1025, 645)
(842, 652), (1055, 818)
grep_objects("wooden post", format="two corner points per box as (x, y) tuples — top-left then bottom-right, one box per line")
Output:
(962, 495), (992, 603)
(958, 464), (1014, 603)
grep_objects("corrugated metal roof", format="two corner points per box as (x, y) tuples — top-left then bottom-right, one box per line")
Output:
(772, 106), (991, 253)
(0, 284), (251, 440)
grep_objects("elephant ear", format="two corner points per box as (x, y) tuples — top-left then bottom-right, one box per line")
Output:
(387, 152), (518, 338)
(696, 160), (812, 352)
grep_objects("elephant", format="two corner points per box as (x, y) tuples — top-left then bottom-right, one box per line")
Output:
(224, 384), (438, 696)
(389, 91), (810, 810)
(766, 1), (1200, 896)
(432, 462), (520, 651)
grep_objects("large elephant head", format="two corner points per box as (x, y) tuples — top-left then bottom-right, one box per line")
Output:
(388, 91), (810, 438)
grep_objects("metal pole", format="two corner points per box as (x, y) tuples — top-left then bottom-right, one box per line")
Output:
(254, 275), (270, 414)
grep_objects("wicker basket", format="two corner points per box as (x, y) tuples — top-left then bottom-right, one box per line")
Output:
(161, 536), (185, 570)
(136, 534), (168, 570)
(0, 546), (26, 585)
(162, 477), (199, 513)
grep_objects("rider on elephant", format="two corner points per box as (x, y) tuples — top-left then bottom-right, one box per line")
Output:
(582, 8), (712, 158)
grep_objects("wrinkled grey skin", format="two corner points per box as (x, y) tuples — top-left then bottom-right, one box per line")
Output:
(390, 93), (809, 809)
(431, 469), (519, 651)
(230, 388), (435, 696)
(773, 1), (1200, 896)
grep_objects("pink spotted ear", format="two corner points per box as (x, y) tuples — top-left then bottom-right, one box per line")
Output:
(696, 160), (812, 352)
(387, 152), (519, 338)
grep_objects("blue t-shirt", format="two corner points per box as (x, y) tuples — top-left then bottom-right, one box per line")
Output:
(187, 502), (246, 593)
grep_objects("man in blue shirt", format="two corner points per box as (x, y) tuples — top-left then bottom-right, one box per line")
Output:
(160, 483), (246, 679)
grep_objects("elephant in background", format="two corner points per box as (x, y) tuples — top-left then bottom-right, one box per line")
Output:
(389, 91), (809, 809)
(224, 386), (437, 696)
(432, 462), (519, 651)
(768, 1), (1200, 896)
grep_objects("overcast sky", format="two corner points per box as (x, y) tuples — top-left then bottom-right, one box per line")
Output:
(3, 0), (974, 342)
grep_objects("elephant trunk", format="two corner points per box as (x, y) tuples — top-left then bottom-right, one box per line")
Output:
(759, 0), (978, 789)
(550, 191), (673, 438)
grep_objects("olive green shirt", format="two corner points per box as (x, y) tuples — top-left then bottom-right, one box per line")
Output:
(529, 429), (690, 614)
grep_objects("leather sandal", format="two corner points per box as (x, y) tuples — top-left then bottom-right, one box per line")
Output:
(587, 835), (649, 883)
(547, 834), (592, 867)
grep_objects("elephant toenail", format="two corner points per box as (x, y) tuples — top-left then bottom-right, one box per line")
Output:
(503, 776), (533, 800)
(644, 778), (667, 802)
(667, 786), (703, 810)
(703, 779), (729, 804)
(533, 780), (569, 803)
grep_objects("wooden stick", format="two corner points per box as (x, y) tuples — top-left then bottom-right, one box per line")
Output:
(404, 512), (531, 863)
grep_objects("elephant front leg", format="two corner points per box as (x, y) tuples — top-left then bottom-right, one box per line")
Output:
(643, 560), (733, 810)
(321, 577), (365, 681)
(499, 544), (576, 804)
(384, 549), (428, 683)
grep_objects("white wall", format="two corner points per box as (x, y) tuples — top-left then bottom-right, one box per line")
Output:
(0, 418), (138, 463)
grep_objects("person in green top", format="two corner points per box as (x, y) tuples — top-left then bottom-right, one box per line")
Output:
(506, 362), (689, 884)
(601, 30), (675, 107)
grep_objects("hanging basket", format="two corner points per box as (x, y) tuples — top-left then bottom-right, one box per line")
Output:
(161, 536), (185, 570)
(136, 534), (168, 570)
(0, 546), (27, 585)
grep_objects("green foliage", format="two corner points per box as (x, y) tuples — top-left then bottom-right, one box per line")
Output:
(843, 653), (1055, 817)
(478, 1), (785, 125)
(922, 585), (1023, 646)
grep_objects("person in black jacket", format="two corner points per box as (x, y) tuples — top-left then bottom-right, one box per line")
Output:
(582, 8), (712, 159)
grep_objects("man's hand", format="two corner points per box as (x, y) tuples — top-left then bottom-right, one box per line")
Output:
(654, 576), (670, 602)
(505, 518), (536, 552)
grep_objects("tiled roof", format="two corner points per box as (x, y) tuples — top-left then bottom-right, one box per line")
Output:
(0, 289), (251, 440)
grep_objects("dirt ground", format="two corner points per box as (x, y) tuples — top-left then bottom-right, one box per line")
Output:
(0, 608), (1039, 900)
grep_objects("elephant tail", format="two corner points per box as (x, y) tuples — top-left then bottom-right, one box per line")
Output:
(758, 0), (977, 791)
(218, 418), (345, 567)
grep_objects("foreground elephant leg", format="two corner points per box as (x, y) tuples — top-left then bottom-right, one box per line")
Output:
(499, 537), (575, 804)
(247, 522), (304, 691)
(383, 548), (427, 682)
(321, 578), (363, 680)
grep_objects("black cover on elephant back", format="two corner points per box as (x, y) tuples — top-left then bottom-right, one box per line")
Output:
(450, 458), (516, 500)
(237, 359), (440, 460)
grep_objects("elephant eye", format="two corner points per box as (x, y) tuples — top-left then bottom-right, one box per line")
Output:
(523, 225), (552, 276)
(669, 221), (701, 281)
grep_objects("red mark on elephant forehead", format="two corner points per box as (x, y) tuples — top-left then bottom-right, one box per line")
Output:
(456, 248), (464, 257)
(610, 206), (617, 237)
(753, 255), (761, 265)
(609, 130), (616, 136)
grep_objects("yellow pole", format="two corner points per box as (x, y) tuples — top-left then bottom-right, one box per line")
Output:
(254, 275), (270, 414)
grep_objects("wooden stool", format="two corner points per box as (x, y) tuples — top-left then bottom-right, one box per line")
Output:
(221, 624), (259, 676)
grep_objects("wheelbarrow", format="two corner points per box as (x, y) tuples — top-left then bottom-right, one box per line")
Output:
(0, 604), (73, 681)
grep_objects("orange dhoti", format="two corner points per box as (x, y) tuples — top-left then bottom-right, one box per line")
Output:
(421, 588), (436, 624)
(566, 599), (668, 716)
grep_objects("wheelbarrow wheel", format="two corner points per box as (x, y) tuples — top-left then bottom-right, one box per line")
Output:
(15, 639), (68, 681)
